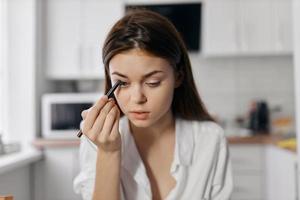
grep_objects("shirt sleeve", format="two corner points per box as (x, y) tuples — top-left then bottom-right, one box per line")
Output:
(73, 135), (98, 200)
(73, 135), (126, 200)
(211, 136), (233, 200)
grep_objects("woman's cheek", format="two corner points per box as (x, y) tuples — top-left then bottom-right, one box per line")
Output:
(115, 92), (128, 112)
(147, 89), (172, 110)
(159, 83), (175, 103)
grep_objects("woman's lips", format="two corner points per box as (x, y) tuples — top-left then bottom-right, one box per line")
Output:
(129, 111), (150, 120)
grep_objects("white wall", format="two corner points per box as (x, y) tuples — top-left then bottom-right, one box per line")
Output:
(189, 54), (294, 126)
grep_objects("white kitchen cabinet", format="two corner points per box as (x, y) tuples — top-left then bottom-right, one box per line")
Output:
(203, 0), (293, 56)
(45, 0), (81, 79)
(229, 144), (265, 200)
(44, 0), (123, 80)
(203, 0), (239, 55)
(265, 145), (298, 200)
(271, 0), (293, 53)
(238, 0), (273, 54)
(33, 147), (81, 200)
(232, 174), (263, 200)
(230, 143), (298, 200)
(0, 166), (31, 200)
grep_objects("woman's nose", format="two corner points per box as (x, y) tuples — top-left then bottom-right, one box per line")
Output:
(130, 84), (147, 104)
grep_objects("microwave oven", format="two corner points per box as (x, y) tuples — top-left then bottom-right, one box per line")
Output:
(42, 93), (101, 139)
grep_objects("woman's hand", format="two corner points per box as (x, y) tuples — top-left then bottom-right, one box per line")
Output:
(81, 96), (121, 152)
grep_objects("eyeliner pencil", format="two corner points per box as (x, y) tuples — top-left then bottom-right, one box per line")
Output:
(77, 80), (123, 138)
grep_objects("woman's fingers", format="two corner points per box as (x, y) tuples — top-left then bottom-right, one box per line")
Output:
(109, 107), (120, 140)
(81, 109), (88, 120)
(83, 96), (108, 132)
(80, 96), (121, 152)
(89, 100), (115, 140)
(99, 105), (118, 143)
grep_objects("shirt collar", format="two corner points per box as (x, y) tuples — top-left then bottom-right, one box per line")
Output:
(174, 117), (194, 166)
(119, 116), (195, 172)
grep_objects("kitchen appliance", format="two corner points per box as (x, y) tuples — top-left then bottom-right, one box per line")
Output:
(248, 100), (270, 133)
(125, 2), (202, 51)
(42, 93), (100, 139)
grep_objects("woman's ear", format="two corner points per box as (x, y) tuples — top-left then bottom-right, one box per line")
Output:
(175, 70), (184, 88)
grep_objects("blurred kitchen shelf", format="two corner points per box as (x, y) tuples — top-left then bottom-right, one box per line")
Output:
(227, 134), (296, 153)
(32, 135), (296, 152)
(32, 138), (80, 149)
(0, 142), (22, 156)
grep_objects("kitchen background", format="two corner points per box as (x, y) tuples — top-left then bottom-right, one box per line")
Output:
(0, 0), (299, 200)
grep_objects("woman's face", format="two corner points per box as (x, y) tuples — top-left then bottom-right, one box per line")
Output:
(109, 49), (180, 127)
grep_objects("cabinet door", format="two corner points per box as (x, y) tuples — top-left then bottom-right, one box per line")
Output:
(229, 145), (264, 199)
(203, 0), (239, 56)
(238, 0), (273, 54)
(271, 0), (293, 53)
(231, 174), (263, 200)
(229, 144), (264, 172)
(33, 148), (81, 200)
(80, 0), (123, 78)
(45, 0), (81, 79)
(45, 0), (123, 80)
(265, 146), (297, 200)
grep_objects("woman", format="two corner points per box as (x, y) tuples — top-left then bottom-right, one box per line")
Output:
(73, 9), (233, 200)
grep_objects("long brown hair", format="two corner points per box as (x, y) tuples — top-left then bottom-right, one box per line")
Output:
(102, 9), (214, 122)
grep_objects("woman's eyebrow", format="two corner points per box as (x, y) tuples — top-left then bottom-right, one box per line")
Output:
(111, 70), (164, 79)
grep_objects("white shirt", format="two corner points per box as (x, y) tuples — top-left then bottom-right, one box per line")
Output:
(73, 116), (233, 200)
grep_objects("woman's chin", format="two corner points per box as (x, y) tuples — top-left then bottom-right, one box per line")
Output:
(129, 118), (151, 127)
(128, 114), (157, 128)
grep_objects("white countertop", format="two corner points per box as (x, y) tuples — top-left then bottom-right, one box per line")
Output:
(0, 146), (43, 175)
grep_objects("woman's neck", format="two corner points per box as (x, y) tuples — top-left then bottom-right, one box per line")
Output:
(129, 110), (176, 166)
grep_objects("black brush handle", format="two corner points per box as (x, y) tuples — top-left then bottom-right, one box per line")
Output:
(77, 80), (123, 138)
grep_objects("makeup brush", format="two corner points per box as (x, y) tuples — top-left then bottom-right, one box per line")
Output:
(77, 80), (123, 138)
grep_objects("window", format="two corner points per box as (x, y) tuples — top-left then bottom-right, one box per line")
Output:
(0, 0), (7, 138)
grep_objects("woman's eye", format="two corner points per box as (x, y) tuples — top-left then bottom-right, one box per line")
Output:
(146, 82), (161, 87)
(120, 81), (129, 87)
(115, 80), (160, 88)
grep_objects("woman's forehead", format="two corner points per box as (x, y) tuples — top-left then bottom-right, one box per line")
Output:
(109, 49), (173, 75)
